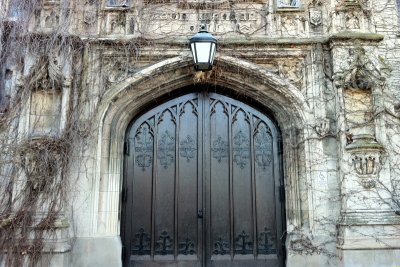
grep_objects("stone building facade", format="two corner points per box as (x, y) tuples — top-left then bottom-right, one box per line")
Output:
(1, 0), (400, 267)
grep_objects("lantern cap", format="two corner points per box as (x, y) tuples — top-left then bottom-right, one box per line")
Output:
(189, 25), (217, 44)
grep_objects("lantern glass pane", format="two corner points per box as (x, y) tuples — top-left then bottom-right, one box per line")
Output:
(210, 43), (216, 64)
(190, 43), (197, 63)
(195, 42), (212, 63)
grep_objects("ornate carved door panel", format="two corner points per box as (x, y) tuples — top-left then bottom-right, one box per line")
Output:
(122, 92), (284, 267)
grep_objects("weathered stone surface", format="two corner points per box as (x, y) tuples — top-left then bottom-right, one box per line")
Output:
(1, 0), (400, 266)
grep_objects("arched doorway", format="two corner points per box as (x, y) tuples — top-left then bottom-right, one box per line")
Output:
(121, 89), (286, 267)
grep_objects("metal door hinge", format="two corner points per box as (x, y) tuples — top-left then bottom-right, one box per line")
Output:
(122, 187), (128, 203)
(122, 246), (126, 261)
(279, 185), (285, 202)
(197, 209), (203, 219)
(124, 140), (130, 155)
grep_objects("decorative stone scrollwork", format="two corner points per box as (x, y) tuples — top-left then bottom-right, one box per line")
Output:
(347, 134), (384, 189)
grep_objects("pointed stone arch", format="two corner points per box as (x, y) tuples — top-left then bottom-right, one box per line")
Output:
(89, 55), (312, 250)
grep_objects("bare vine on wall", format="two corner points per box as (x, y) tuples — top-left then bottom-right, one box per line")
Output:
(0, 0), (400, 266)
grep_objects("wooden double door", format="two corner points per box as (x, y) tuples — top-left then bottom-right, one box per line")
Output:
(122, 92), (285, 267)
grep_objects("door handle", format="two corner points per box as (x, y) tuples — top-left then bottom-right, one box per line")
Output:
(197, 209), (203, 219)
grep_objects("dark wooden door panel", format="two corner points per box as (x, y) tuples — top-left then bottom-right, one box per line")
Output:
(205, 94), (282, 267)
(123, 92), (284, 267)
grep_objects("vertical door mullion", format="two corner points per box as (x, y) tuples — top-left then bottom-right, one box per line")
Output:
(150, 114), (159, 259)
(174, 106), (180, 259)
(200, 92), (206, 267)
(250, 115), (258, 258)
(228, 103), (234, 259)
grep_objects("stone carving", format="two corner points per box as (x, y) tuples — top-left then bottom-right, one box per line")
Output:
(345, 10), (360, 29)
(278, 60), (304, 87)
(309, 10), (322, 27)
(103, 56), (139, 83)
(44, 10), (59, 28)
(334, 47), (385, 90)
(347, 135), (384, 189)
(27, 55), (63, 91)
(280, 15), (298, 35)
(313, 118), (330, 137)
(107, 13), (126, 34)
(83, 2), (97, 26)
(351, 152), (381, 189)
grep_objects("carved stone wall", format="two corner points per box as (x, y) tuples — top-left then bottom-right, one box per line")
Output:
(1, 0), (400, 267)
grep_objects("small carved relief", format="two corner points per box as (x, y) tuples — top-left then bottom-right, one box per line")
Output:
(345, 11), (360, 29)
(233, 130), (250, 169)
(211, 136), (229, 162)
(44, 10), (59, 28)
(158, 130), (175, 169)
(334, 47), (385, 90)
(178, 238), (196, 255)
(131, 228), (151, 255)
(347, 135), (384, 189)
(155, 231), (173, 255)
(255, 124), (272, 170)
(309, 9), (323, 32)
(352, 155), (379, 176)
(213, 237), (230, 255)
(103, 56), (139, 83)
(83, 2), (97, 26)
(135, 124), (154, 171)
(278, 60), (304, 88)
(258, 227), (277, 254)
(27, 55), (63, 91)
(235, 230), (253, 255)
(107, 13), (126, 34)
(309, 10), (322, 26)
(180, 135), (197, 162)
(280, 15), (298, 35)
(313, 118), (330, 137)
(351, 152), (383, 189)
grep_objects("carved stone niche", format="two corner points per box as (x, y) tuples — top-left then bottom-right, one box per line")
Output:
(346, 134), (384, 189)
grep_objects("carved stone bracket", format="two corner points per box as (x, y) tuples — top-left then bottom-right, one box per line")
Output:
(346, 134), (384, 189)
